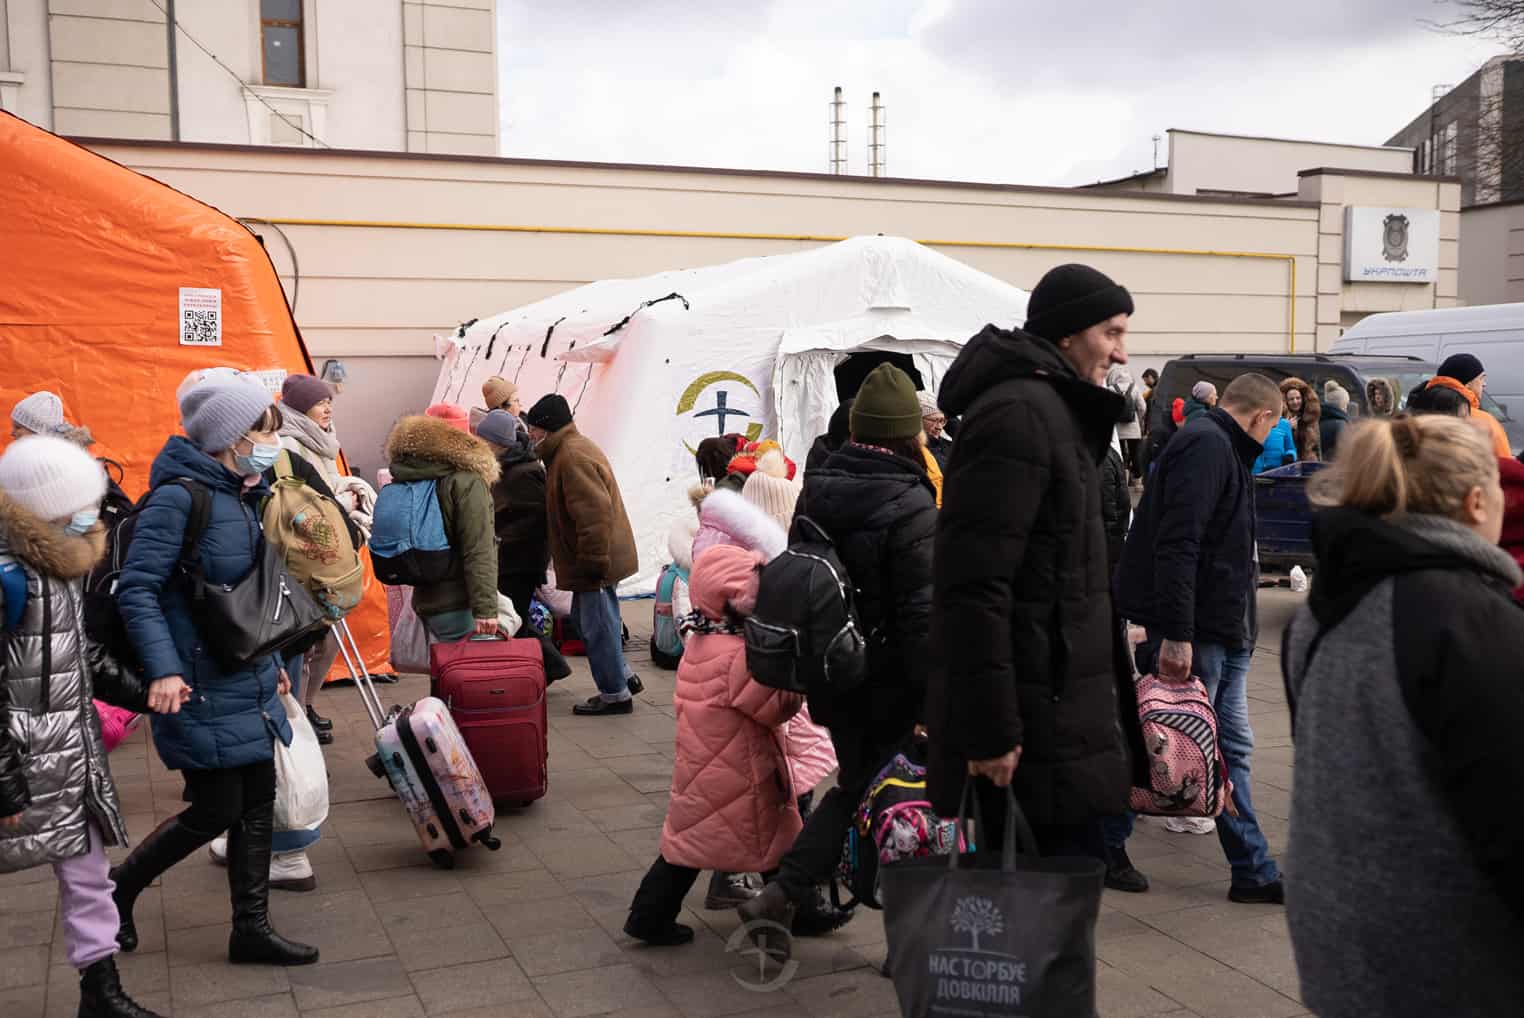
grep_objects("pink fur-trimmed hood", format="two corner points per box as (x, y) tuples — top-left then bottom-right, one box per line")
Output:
(693, 487), (787, 562)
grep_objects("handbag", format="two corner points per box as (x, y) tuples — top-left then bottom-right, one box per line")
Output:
(386, 583), (430, 674)
(273, 693), (330, 832)
(186, 531), (328, 669)
(881, 782), (1106, 1018)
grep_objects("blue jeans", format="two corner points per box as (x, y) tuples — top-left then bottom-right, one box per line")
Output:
(572, 586), (633, 701)
(1104, 635), (1281, 888)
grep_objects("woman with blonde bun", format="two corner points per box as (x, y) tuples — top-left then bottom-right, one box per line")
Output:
(1282, 414), (1524, 1018)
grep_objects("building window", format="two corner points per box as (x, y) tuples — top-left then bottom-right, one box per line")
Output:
(260, 0), (304, 88)
(1442, 121), (1459, 176)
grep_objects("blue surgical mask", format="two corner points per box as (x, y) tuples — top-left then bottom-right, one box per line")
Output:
(65, 507), (100, 536)
(235, 441), (282, 477)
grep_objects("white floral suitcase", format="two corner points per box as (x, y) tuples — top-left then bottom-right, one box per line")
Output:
(337, 620), (502, 868)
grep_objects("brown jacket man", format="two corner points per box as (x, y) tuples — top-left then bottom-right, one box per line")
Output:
(525, 395), (642, 714)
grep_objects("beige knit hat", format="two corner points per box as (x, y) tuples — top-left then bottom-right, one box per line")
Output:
(742, 449), (801, 531)
(482, 376), (518, 411)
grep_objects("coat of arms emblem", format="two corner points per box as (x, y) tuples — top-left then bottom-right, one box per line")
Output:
(1383, 214), (1410, 263)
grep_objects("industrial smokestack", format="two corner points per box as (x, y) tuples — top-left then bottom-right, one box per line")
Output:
(829, 86), (847, 175)
(869, 91), (886, 177)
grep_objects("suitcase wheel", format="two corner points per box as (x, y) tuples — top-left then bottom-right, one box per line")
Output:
(428, 849), (455, 870)
(479, 835), (502, 851)
(365, 753), (386, 779)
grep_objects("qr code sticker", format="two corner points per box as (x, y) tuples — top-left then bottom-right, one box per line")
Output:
(178, 287), (222, 347)
(182, 309), (218, 344)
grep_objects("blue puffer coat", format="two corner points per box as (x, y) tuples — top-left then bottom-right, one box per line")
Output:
(116, 436), (292, 771)
(1252, 418), (1298, 475)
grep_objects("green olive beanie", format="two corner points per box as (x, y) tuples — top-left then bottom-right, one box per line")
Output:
(850, 364), (923, 441)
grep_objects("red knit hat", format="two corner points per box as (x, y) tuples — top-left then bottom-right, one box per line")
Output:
(425, 402), (471, 433)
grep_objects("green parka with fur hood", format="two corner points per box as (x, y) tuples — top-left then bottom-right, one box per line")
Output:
(385, 415), (502, 621)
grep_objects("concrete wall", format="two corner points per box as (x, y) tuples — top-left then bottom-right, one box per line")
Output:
(1461, 201), (1524, 305)
(1166, 130), (1412, 197)
(402, 0), (496, 156)
(81, 140), (1326, 478)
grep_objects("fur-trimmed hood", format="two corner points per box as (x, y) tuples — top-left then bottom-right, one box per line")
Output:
(693, 487), (787, 563)
(668, 511), (698, 572)
(0, 493), (105, 580)
(385, 414), (500, 484)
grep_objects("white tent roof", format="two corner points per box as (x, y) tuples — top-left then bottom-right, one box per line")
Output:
(432, 235), (1029, 589)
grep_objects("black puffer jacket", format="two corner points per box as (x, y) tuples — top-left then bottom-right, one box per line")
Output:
(490, 435), (550, 585)
(1100, 443), (1129, 573)
(926, 325), (1146, 823)
(797, 443), (937, 735)
(805, 401), (853, 475)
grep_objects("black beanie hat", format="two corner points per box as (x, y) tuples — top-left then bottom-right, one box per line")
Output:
(850, 364), (922, 441)
(524, 394), (573, 433)
(1437, 353), (1485, 385)
(1024, 264), (1135, 343)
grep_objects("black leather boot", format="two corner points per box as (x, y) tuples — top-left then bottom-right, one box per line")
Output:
(78, 956), (165, 1018)
(225, 801), (320, 966)
(791, 884), (854, 937)
(109, 815), (215, 952)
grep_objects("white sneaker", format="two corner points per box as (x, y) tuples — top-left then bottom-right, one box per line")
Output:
(1163, 816), (1219, 835)
(270, 850), (317, 893)
(207, 836), (316, 891)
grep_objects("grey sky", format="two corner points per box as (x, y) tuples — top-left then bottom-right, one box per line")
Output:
(495, 0), (1502, 186)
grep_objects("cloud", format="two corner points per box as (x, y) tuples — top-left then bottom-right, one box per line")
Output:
(496, 0), (1503, 187)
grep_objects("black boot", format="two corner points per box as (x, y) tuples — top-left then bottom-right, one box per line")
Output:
(78, 956), (165, 1018)
(110, 815), (215, 952)
(304, 705), (334, 732)
(540, 637), (572, 682)
(225, 801), (320, 966)
(1104, 845), (1151, 894)
(791, 884), (854, 937)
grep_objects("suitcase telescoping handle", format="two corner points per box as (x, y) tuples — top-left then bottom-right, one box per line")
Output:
(335, 618), (388, 732)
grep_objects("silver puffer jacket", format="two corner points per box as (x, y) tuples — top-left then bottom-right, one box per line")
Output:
(0, 495), (145, 873)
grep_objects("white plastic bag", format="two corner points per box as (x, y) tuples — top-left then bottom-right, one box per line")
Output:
(274, 693), (330, 832)
(1289, 565), (1309, 593)
(496, 593), (522, 637)
(387, 584), (430, 673)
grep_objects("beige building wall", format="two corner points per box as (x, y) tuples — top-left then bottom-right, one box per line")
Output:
(403, 0), (497, 156)
(1091, 129), (1415, 198)
(1460, 201), (1524, 305)
(1296, 168), (1463, 348)
(47, 0), (171, 139)
(84, 139), (1324, 474)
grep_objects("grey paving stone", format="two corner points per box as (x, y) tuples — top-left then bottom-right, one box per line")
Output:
(481, 895), (600, 941)
(408, 957), (540, 1014)
(389, 918), (510, 973)
(358, 865), (465, 904)
(168, 961), (290, 1008)
(0, 983), (45, 1018)
(531, 962), (668, 1018)
(0, 911), (56, 951)
(461, 868), (567, 909)
(505, 926), (625, 978)
(0, 946), (50, 990)
(302, 994), (427, 1018)
(287, 955), (416, 1011)
(782, 967), (902, 1018)
(173, 990), (300, 1018)
(581, 802), (670, 834)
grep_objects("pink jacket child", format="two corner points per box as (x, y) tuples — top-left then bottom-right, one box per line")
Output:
(624, 544), (803, 947)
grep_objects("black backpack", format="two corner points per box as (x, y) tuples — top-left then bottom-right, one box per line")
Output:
(84, 478), (212, 673)
(744, 516), (867, 694)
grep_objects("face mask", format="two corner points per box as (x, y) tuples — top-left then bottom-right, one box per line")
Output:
(65, 507), (100, 535)
(235, 441), (282, 476)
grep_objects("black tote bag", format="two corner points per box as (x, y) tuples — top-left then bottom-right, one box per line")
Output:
(881, 782), (1106, 1018)
(187, 534), (328, 669)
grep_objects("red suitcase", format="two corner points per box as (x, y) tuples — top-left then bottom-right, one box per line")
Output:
(429, 635), (548, 807)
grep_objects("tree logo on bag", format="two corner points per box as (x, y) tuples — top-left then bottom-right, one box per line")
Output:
(927, 897), (1028, 1010)
(951, 897), (1004, 951)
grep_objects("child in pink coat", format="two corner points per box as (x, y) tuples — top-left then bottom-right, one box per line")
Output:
(624, 544), (803, 946)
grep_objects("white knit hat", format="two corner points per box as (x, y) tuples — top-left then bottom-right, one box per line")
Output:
(743, 450), (802, 532)
(0, 435), (107, 520)
(11, 391), (66, 435)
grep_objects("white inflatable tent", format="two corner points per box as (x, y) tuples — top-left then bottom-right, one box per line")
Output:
(431, 235), (1029, 590)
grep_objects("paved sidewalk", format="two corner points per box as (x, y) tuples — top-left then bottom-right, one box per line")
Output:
(0, 591), (1310, 1018)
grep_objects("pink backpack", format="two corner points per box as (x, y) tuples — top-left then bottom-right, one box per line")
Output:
(1128, 674), (1234, 818)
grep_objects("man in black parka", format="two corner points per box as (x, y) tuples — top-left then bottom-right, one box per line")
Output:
(926, 264), (1148, 858)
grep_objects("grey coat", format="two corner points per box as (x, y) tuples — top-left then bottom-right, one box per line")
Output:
(0, 495), (146, 873)
(1283, 510), (1524, 1018)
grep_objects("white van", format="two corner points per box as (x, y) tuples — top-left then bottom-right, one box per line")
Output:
(1331, 303), (1524, 451)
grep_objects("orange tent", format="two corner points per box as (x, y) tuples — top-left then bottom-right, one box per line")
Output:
(0, 112), (390, 682)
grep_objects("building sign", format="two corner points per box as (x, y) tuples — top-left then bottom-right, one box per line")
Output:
(178, 287), (223, 345)
(1344, 208), (1440, 283)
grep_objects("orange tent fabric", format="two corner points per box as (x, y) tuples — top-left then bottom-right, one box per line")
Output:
(0, 112), (390, 681)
